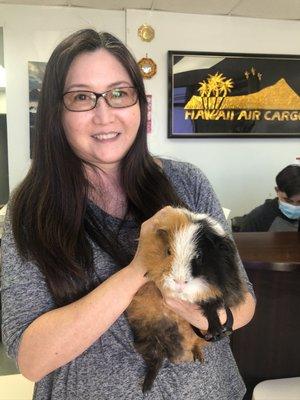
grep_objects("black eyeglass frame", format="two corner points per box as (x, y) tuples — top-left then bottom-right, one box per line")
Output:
(62, 86), (139, 112)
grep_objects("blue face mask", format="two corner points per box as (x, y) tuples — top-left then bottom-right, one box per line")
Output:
(279, 200), (300, 220)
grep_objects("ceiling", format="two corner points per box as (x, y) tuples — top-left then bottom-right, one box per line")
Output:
(0, 0), (300, 21)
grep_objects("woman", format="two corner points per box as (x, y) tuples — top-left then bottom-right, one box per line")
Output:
(1, 29), (255, 399)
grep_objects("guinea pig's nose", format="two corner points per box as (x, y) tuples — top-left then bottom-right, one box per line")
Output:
(173, 278), (188, 291)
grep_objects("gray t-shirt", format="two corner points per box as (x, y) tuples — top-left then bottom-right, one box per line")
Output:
(1, 159), (253, 400)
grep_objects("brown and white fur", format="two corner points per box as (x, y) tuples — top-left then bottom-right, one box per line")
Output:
(127, 207), (246, 392)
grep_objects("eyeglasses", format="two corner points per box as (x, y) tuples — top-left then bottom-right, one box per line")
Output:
(63, 87), (138, 112)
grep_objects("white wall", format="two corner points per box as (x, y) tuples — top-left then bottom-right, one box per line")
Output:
(127, 10), (300, 216)
(0, 5), (299, 216)
(0, 91), (6, 114)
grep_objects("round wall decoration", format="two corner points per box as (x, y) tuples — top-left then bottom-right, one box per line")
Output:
(138, 56), (157, 79)
(138, 24), (155, 42)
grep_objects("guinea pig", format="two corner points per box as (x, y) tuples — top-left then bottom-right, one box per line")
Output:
(126, 206), (247, 393)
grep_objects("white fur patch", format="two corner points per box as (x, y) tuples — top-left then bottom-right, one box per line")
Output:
(164, 275), (211, 302)
(172, 223), (198, 280)
(162, 222), (210, 302)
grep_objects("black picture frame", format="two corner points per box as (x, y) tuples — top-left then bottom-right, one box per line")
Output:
(168, 51), (300, 138)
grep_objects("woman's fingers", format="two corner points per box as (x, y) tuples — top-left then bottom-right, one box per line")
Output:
(164, 297), (209, 331)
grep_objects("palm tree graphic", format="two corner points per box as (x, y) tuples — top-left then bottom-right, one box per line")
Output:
(198, 72), (234, 110)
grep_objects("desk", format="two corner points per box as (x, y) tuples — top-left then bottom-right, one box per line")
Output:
(233, 232), (300, 268)
(231, 232), (300, 395)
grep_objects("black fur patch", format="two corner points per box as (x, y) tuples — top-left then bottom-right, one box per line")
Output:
(197, 297), (225, 340)
(191, 220), (244, 305)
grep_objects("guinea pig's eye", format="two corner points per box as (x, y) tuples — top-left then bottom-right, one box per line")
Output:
(195, 253), (203, 264)
(165, 247), (171, 257)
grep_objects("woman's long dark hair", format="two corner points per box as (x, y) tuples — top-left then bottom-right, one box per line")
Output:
(11, 29), (185, 306)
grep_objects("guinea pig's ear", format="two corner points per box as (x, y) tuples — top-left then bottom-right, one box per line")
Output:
(156, 228), (171, 257)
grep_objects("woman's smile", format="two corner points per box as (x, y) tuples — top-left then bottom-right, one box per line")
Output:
(91, 131), (120, 141)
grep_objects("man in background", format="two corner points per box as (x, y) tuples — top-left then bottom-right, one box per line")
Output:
(240, 164), (300, 232)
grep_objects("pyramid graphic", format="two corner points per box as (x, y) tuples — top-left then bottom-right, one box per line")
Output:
(184, 79), (300, 110)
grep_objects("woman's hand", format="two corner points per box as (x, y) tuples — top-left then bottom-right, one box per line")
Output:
(164, 292), (256, 333)
(164, 297), (210, 332)
(128, 206), (174, 279)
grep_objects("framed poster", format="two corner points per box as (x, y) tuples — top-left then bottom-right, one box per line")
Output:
(168, 51), (300, 138)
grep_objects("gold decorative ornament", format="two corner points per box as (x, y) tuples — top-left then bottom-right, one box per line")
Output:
(138, 24), (155, 42)
(138, 55), (157, 79)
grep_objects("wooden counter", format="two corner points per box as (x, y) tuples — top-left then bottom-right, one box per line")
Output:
(233, 232), (300, 269)
(231, 232), (300, 397)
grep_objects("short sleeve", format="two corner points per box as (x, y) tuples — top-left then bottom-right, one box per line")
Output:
(185, 163), (228, 226)
(0, 214), (55, 360)
(164, 160), (228, 228)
